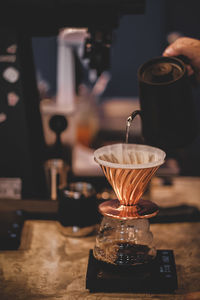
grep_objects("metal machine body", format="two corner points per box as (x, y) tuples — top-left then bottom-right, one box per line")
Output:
(0, 0), (145, 199)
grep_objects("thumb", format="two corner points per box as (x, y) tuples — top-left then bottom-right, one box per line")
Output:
(163, 45), (180, 57)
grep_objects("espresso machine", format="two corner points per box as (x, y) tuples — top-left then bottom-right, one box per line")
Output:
(0, 0), (145, 199)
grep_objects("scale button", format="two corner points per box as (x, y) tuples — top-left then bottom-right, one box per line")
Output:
(162, 255), (170, 263)
(165, 274), (173, 278)
(164, 265), (171, 272)
(160, 266), (164, 273)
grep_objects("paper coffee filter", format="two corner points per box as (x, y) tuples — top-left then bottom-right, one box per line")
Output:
(94, 143), (166, 169)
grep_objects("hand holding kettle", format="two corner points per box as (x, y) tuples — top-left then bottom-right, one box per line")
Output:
(163, 37), (200, 84)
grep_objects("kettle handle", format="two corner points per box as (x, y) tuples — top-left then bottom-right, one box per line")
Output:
(176, 55), (197, 85)
(176, 55), (190, 65)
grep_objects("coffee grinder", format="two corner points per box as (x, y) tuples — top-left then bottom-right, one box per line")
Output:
(86, 143), (178, 293)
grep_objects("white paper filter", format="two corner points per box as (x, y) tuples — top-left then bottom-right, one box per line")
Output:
(94, 143), (166, 169)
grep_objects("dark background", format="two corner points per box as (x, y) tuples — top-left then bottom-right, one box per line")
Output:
(0, 0), (199, 201)
(32, 0), (200, 176)
(32, 0), (200, 98)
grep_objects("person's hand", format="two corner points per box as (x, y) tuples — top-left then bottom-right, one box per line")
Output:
(163, 37), (200, 83)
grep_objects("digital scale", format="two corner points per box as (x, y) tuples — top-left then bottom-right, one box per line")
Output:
(86, 249), (178, 293)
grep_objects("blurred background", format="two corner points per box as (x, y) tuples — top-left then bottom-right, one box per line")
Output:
(1, 0), (200, 201)
(32, 0), (200, 177)
(32, 0), (200, 98)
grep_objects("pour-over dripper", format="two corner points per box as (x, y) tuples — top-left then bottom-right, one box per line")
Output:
(94, 143), (165, 219)
(93, 143), (166, 266)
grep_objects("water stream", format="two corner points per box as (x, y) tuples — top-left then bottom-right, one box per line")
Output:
(125, 110), (141, 144)
(125, 115), (133, 143)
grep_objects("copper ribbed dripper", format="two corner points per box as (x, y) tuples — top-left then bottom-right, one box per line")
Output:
(94, 143), (166, 219)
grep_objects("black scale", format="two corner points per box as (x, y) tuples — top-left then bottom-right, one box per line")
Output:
(86, 249), (178, 293)
(0, 210), (25, 251)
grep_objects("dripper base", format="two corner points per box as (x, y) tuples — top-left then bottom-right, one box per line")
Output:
(99, 199), (159, 219)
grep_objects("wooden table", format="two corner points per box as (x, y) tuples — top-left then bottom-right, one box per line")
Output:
(0, 176), (200, 300)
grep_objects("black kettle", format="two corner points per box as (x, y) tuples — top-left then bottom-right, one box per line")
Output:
(130, 56), (198, 150)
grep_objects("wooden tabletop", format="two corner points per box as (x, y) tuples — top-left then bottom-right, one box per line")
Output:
(0, 176), (200, 300)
